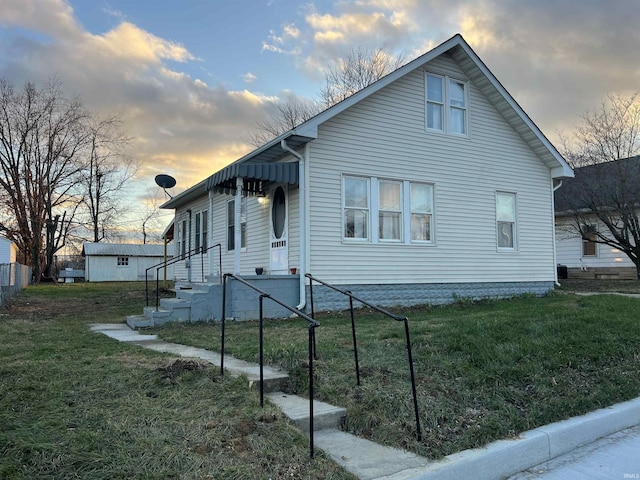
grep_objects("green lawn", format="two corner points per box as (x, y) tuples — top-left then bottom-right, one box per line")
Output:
(0, 283), (353, 480)
(150, 288), (640, 459)
(2, 281), (640, 478)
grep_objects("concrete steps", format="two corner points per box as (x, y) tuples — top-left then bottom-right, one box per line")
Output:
(90, 322), (434, 480)
(266, 392), (346, 433)
(127, 282), (223, 328)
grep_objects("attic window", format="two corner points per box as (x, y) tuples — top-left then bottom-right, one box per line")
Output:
(425, 73), (468, 135)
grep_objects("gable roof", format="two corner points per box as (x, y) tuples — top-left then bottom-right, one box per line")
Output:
(82, 243), (174, 257)
(163, 33), (573, 210)
(555, 156), (640, 214)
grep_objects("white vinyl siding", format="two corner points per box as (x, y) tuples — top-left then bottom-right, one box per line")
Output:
(556, 216), (635, 269)
(308, 54), (556, 285)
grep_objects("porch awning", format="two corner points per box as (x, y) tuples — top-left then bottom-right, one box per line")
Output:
(205, 162), (299, 195)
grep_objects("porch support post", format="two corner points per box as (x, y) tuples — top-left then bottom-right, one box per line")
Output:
(234, 177), (243, 275)
(208, 189), (215, 279)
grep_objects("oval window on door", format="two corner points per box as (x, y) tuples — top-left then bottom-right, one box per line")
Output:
(272, 186), (286, 239)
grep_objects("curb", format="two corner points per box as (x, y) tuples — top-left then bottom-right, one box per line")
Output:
(404, 396), (640, 480)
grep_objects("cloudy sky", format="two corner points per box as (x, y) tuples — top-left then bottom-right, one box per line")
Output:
(0, 0), (638, 236)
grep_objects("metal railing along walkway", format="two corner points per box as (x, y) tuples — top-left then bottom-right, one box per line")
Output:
(305, 273), (422, 442)
(220, 273), (320, 458)
(145, 243), (222, 309)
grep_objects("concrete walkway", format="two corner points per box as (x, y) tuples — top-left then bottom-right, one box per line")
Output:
(90, 323), (640, 480)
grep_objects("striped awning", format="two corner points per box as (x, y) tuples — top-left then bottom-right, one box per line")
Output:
(205, 162), (299, 195)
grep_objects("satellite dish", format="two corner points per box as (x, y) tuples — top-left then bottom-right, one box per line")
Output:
(155, 174), (176, 198)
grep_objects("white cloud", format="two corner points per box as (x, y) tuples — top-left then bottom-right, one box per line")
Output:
(243, 72), (258, 83)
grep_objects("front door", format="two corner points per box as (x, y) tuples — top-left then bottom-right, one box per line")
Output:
(270, 186), (288, 274)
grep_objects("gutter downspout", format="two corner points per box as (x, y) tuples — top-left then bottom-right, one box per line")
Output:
(281, 139), (306, 310)
(552, 179), (563, 287)
(234, 177), (243, 275)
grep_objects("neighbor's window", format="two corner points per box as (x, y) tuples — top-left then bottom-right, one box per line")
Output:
(410, 183), (433, 242)
(426, 73), (468, 135)
(496, 192), (517, 249)
(582, 225), (598, 257)
(343, 176), (370, 240)
(227, 199), (247, 251)
(117, 256), (129, 266)
(379, 180), (402, 241)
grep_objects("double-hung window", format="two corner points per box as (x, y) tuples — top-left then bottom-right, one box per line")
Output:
(227, 199), (247, 251)
(180, 219), (187, 259)
(581, 225), (597, 257)
(344, 177), (370, 240)
(195, 212), (202, 251)
(410, 183), (433, 242)
(496, 192), (517, 250)
(195, 210), (208, 252)
(202, 210), (208, 251)
(343, 176), (435, 244)
(379, 180), (402, 241)
(426, 73), (468, 135)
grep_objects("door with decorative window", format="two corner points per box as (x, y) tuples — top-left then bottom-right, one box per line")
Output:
(270, 186), (288, 274)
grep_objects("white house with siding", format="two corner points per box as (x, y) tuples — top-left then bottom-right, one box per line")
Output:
(151, 34), (573, 321)
(82, 243), (174, 282)
(555, 157), (639, 279)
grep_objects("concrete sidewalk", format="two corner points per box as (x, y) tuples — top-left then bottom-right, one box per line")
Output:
(90, 322), (640, 480)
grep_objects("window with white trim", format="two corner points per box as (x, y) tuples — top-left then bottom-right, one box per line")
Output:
(117, 256), (129, 266)
(581, 225), (597, 257)
(195, 210), (208, 252)
(426, 73), (468, 135)
(343, 176), (370, 240)
(227, 198), (247, 251)
(195, 212), (202, 251)
(496, 192), (517, 250)
(202, 209), (208, 251)
(180, 219), (187, 259)
(410, 183), (433, 242)
(379, 180), (402, 241)
(343, 176), (435, 244)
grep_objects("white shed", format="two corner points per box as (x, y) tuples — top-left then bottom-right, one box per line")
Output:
(0, 236), (17, 264)
(82, 243), (174, 282)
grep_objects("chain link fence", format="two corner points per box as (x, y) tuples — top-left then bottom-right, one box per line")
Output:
(0, 263), (31, 307)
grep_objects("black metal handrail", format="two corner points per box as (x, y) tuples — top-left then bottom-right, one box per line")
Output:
(305, 273), (422, 442)
(221, 273), (320, 458)
(145, 243), (222, 309)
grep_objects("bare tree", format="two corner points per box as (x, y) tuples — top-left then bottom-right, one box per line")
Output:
(0, 78), (90, 281)
(246, 45), (404, 147)
(139, 190), (167, 244)
(557, 93), (640, 278)
(78, 115), (136, 242)
(320, 46), (405, 108)
(245, 96), (320, 147)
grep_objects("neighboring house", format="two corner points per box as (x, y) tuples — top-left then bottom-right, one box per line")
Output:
(555, 157), (640, 279)
(82, 243), (174, 282)
(158, 33), (573, 317)
(0, 236), (17, 264)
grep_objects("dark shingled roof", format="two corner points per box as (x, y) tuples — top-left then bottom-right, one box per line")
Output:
(555, 156), (640, 214)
